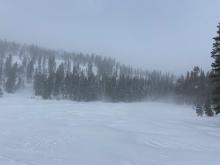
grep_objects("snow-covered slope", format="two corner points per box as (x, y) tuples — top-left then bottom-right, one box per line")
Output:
(0, 95), (219, 165)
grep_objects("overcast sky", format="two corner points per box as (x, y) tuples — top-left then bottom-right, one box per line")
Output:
(0, 0), (219, 74)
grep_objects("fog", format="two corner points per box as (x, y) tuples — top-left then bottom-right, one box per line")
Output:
(0, 0), (219, 74)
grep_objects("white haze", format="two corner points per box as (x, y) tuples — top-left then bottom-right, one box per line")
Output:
(0, 0), (219, 74)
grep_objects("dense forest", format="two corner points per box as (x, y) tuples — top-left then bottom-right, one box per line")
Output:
(0, 39), (214, 116)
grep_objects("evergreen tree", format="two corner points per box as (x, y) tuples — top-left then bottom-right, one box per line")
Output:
(34, 72), (45, 96)
(42, 74), (53, 99)
(5, 63), (17, 93)
(4, 54), (12, 76)
(0, 55), (3, 84)
(204, 100), (214, 117)
(0, 39), (202, 103)
(196, 104), (203, 117)
(211, 23), (220, 115)
(44, 72), (56, 99)
(48, 56), (56, 74)
(26, 59), (34, 81)
(0, 87), (3, 97)
(86, 63), (99, 101)
(54, 63), (65, 97)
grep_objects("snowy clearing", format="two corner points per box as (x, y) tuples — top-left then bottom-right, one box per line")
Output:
(0, 95), (220, 165)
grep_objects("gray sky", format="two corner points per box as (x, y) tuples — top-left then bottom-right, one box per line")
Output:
(0, 0), (219, 74)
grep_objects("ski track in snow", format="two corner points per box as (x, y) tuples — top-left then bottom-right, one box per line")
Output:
(0, 94), (220, 165)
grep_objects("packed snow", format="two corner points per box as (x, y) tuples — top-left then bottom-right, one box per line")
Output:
(0, 94), (220, 165)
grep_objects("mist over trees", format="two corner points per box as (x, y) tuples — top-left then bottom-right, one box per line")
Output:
(0, 40), (176, 101)
(0, 39), (215, 116)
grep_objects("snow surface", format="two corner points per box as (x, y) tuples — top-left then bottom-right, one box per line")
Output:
(0, 94), (220, 165)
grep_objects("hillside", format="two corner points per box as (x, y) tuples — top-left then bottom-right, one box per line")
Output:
(0, 40), (175, 101)
(0, 40), (213, 117)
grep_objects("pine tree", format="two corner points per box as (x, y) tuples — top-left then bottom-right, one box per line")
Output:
(54, 63), (65, 97)
(48, 56), (56, 74)
(196, 104), (203, 117)
(26, 59), (34, 82)
(5, 63), (17, 93)
(87, 62), (99, 101)
(0, 55), (3, 85)
(0, 87), (3, 97)
(211, 23), (220, 115)
(34, 72), (45, 96)
(4, 54), (12, 76)
(204, 100), (214, 117)
(44, 72), (55, 99)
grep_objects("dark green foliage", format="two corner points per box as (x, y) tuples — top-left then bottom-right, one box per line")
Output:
(175, 66), (211, 105)
(86, 64), (99, 101)
(0, 39), (213, 106)
(32, 64), (176, 102)
(48, 56), (56, 74)
(0, 88), (3, 97)
(33, 72), (45, 96)
(54, 63), (65, 97)
(5, 63), (17, 93)
(4, 54), (12, 76)
(26, 59), (34, 81)
(196, 104), (203, 117)
(43, 72), (56, 99)
(204, 100), (214, 117)
(211, 23), (220, 115)
(0, 54), (3, 84)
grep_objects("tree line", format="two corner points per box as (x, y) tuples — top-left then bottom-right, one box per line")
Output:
(0, 32), (219, 117)
(0, 40), (174, 102)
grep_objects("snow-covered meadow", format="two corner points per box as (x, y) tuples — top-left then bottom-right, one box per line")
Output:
(0, 94), (220, 165)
